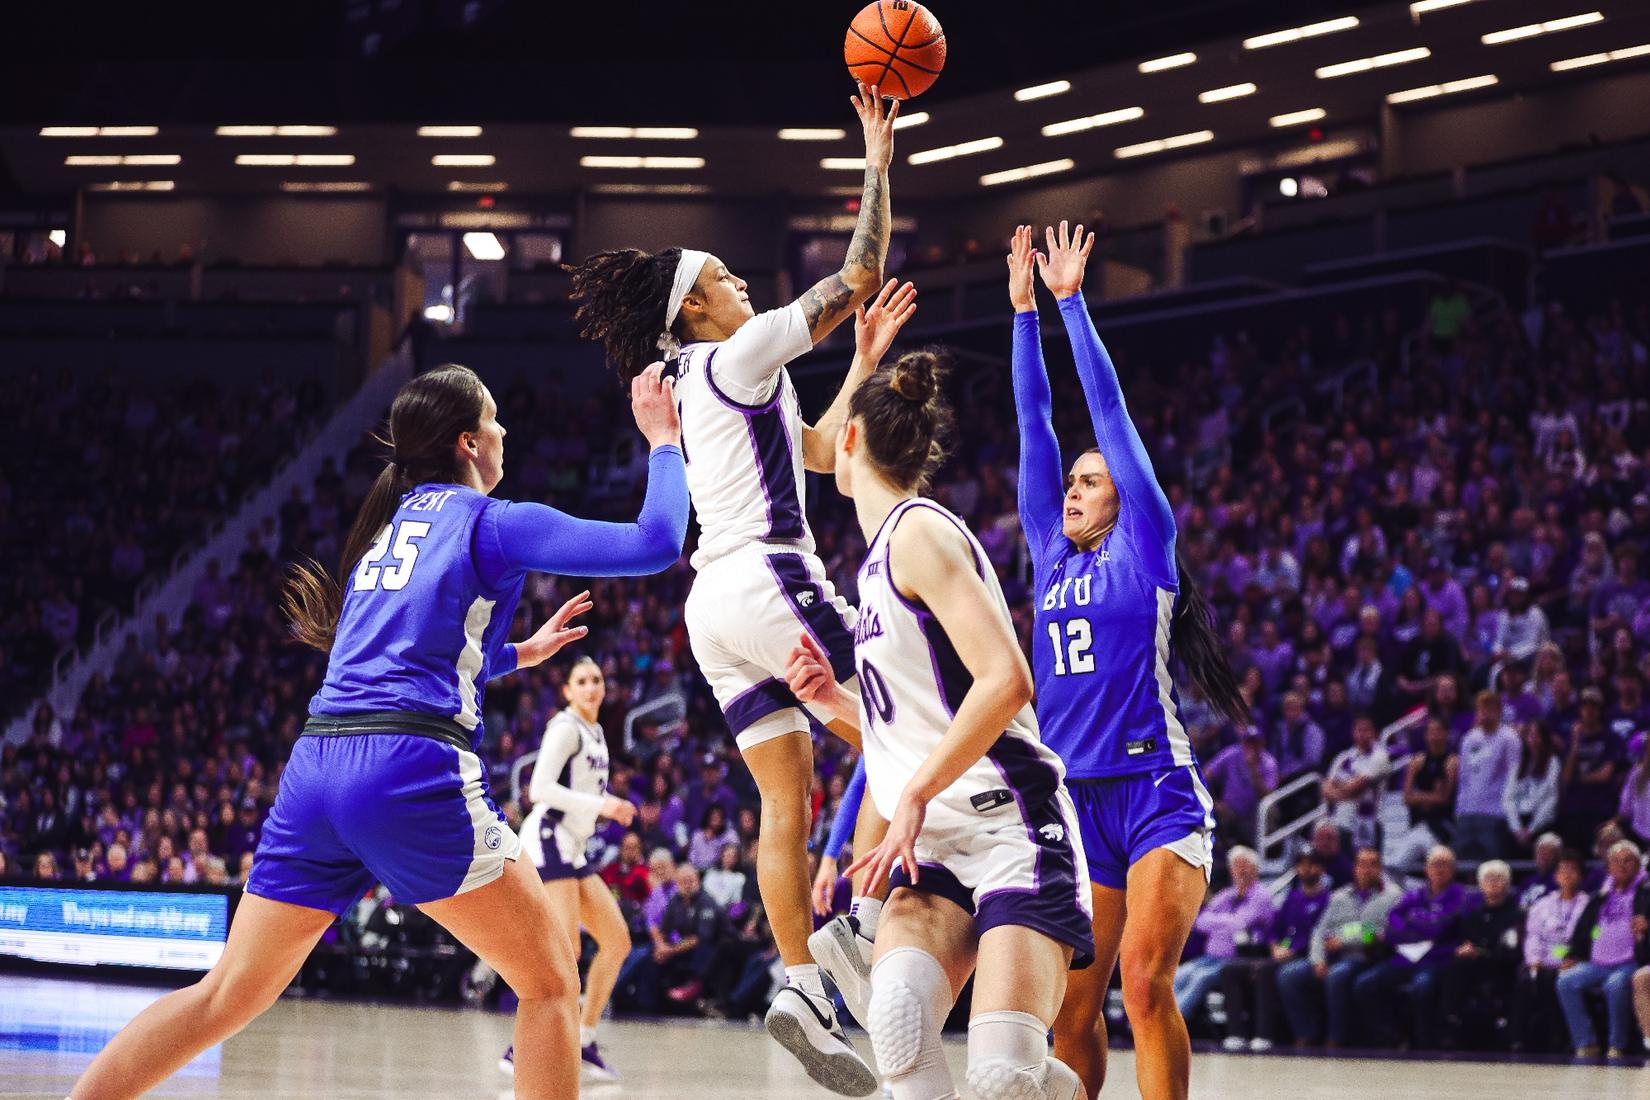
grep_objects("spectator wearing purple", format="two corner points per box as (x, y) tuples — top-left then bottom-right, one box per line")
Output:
(1273, 691), (1327, 780)
(1515, 848), (1588, 1052)
(1220, 847), (1334, 1052)
(1592, 545), (1649, 643)
(1456, 691), (1521, 860)
(1560, 688), (1628, 849)
(1204, 729), (1279, 846)
(614, 848), (680, 1013)
(1309, 819), (1355, 888)
(1556, 839), (1646, 1057)
(1321, 715), (1391, 852)
(678, 754), (738, 841)
(1276, 846), (1402, 1046)
(1419, 559), (1469, 642)
(1353, 844), (1473, 1048)
(1174, 847), (1274, 1021)
(1617, 735), (1650, 847)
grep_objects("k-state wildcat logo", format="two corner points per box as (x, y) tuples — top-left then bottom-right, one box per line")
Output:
(795, 590), (816, 607)
(1039, 823), (1066, 843)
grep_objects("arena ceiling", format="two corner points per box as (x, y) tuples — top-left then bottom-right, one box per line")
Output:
(1, 0), (1648, 200)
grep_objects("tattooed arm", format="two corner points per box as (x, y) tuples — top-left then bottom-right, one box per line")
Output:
(797, 83), (897, 344)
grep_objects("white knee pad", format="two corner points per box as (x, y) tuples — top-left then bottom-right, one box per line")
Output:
(966, 1011), (1079, 1100)
(868, 947), (956, 1099)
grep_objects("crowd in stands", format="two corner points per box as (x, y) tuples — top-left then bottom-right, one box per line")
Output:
(2, 257), (1649, 1055)
(0, 369), (326, 715)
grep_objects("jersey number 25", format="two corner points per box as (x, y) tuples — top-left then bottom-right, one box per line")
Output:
(354, 520), (431, 592)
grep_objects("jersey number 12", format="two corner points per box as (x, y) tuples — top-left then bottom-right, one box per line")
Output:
(354, 520), (431, 592)
(1046, 618), (1095, 676)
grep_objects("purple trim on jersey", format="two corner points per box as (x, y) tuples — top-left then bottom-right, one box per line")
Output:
(767, 553), (856, 682)
(917, 613), (973, 718)
(746, 409), (804, 540)
(721, 677), (802, 733)
(882, 500), (986, 619)
(704, 348), (782, 413)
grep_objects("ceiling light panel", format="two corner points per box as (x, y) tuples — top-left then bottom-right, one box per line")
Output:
(1199, 82), (1257, 103)
(907, 136), (1004, 165)
(981, 158), (1075, 186)
(1482, 11), (1603, 45)
(1244, 16), (1359, 50)
(1317, 46), (1431, 78)
(1139, 52), (1196, 73)
(1014, 80), (1071, 101)
(1042, 107), (1145, 137)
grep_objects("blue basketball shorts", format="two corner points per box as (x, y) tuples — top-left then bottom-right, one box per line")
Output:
(247, 732), (519, 915)
(1068, 764), (1216, 890)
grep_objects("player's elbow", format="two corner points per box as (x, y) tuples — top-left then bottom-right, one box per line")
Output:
(996, 661), (1035, 712)
(838, 262), (883, 299)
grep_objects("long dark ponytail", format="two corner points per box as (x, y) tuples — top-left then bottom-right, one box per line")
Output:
(283, 364), (487, 652)
(1172, 550), (1250, 725)
(564, 247), (684, 381)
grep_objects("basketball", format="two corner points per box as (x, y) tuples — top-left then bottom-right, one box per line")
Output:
(844, 0), (946, 100)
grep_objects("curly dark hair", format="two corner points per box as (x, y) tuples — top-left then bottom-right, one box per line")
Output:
(564, 247), (684, 381)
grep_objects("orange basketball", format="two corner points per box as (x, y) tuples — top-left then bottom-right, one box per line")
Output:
(844, 1), (947, 100)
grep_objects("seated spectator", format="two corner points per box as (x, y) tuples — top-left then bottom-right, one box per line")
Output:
(1277, 846), (1401, 1047)
(1516, 848), (1588, 1052)
(1438, 860), (1521, 1049)
(1203, 729), (1278, 847)
(1559, 689), (1627, 849)
(1320, 714), (1390, 852)
(1175, 846), (1273, 1023)
(1353, 845), (1472, 1048)
(1492, 577), (1550, 666)
(1273, 691), (1327, 781)
(1221, 847), (1334, 1052)
(685, 805), (738, 872)
(1505, 721), (1561, 856)
(1309, 819), (1354, 888)
(601, 832), (652, 912)
(1456, 691), (1520, 861)
(615, 861), (730, 1014)
(1556, 839), (1646, 1057)
(1396, 717), (1459, 867)
(1395, 609), (1464, 711)
(1518, 833), (1564, 909)
(701, 842), (748, 914)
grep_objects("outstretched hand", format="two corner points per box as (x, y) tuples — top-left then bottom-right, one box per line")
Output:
(1007, 224), (1040, 313)
(845, 786), (925, 890)
(515, 590), (593, 670)
(852, 82), (900, 174)
(854, 278), (918, 365)
(1036, 219), (1094, 300)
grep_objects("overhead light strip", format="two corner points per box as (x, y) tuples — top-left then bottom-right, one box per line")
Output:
(1114, 130), (1213, 159)
(432, 154), (497, 166)
(1244, 16), (1359, 50)
(1198, 82), (1257, 103)
(1386, 73), (1499, 103)
(41, 126), (158, 137)
(579, 155), (706, 169)
(821, 157), (867, 170)
(1138, 52), (1196, 73)
(907, 136), (1004, 165)
(1042, 106), (1144, 137)
(778, 128), (847, 141)
(1014, 80), (1071, 102)
(87, 180), (175, 191)
(981, 158), (1075, 186)
(569, 126), (699, 139)
(65, 154), (181, 166)
(281, 181), (374, 192)
(417, 125), (483, 137)
(447, 181), (510, 192)
(463, 232), (505, 261)
(1317, 46), (1431, 79)
(1270, 107), (1328, 127)
(1483, 11), (1603, 45)
(592, 183), (712, 195)
(1410, 0), (1481, 14)
(1551, 42), (1650, 70)
(892, 111), (930, 130)
(234, 154), (355, 166)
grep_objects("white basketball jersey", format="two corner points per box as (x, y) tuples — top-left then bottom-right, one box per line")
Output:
(672, 303), (816, 570)
(521, 710), (610, 847)
(854, 498), (1067, 831)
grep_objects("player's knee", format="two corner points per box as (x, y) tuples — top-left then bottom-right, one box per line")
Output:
(868, 947), (950, 1080)
(967, 1011), (1078, 1100)
(1119, 960), (1174, 1021)
(510, 949), (579, 1003)
(200, 968), (284, 1028)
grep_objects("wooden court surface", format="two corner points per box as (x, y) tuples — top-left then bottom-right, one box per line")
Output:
(1, 974), (1640, 1098)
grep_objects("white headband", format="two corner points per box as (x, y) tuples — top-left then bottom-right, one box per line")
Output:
(658, 248), (711, 358)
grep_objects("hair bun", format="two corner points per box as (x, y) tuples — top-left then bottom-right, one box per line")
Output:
(888, 351), (939, 405)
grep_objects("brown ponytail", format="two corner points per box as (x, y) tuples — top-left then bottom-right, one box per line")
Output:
(282, 364), (487, 651)
(848, 347), (955, 492)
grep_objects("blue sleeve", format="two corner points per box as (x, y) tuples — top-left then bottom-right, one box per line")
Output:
(823, 759), (866, 860)
(1056, 293), (1176, 581)
(487, 643), (518, 681)
(475, 445), (688, 587)
(1011, 310), (1065, 570)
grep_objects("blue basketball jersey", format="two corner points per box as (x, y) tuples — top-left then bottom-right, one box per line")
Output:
(310, 484), (522, 749)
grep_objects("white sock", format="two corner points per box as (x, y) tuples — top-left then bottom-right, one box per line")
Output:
(579, 1025), (597, 1047)
(787, 962), (827, 1000)
(849, 896), (883, 939)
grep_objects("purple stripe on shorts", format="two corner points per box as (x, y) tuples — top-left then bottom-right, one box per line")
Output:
(889, 860), (976, 915)
(721, 677), (801, 734)
(768, 553), (856, 682)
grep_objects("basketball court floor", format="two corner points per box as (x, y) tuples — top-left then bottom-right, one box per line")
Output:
(1, 974), (1640, 1099)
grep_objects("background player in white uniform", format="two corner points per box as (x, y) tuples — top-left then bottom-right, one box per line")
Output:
(786, 350), (1093, 1100)
(500, 657), (632, 1082)
(564, 84), (904, 1097)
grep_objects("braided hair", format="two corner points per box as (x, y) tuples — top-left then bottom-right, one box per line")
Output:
(564, 247), (684, 381)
